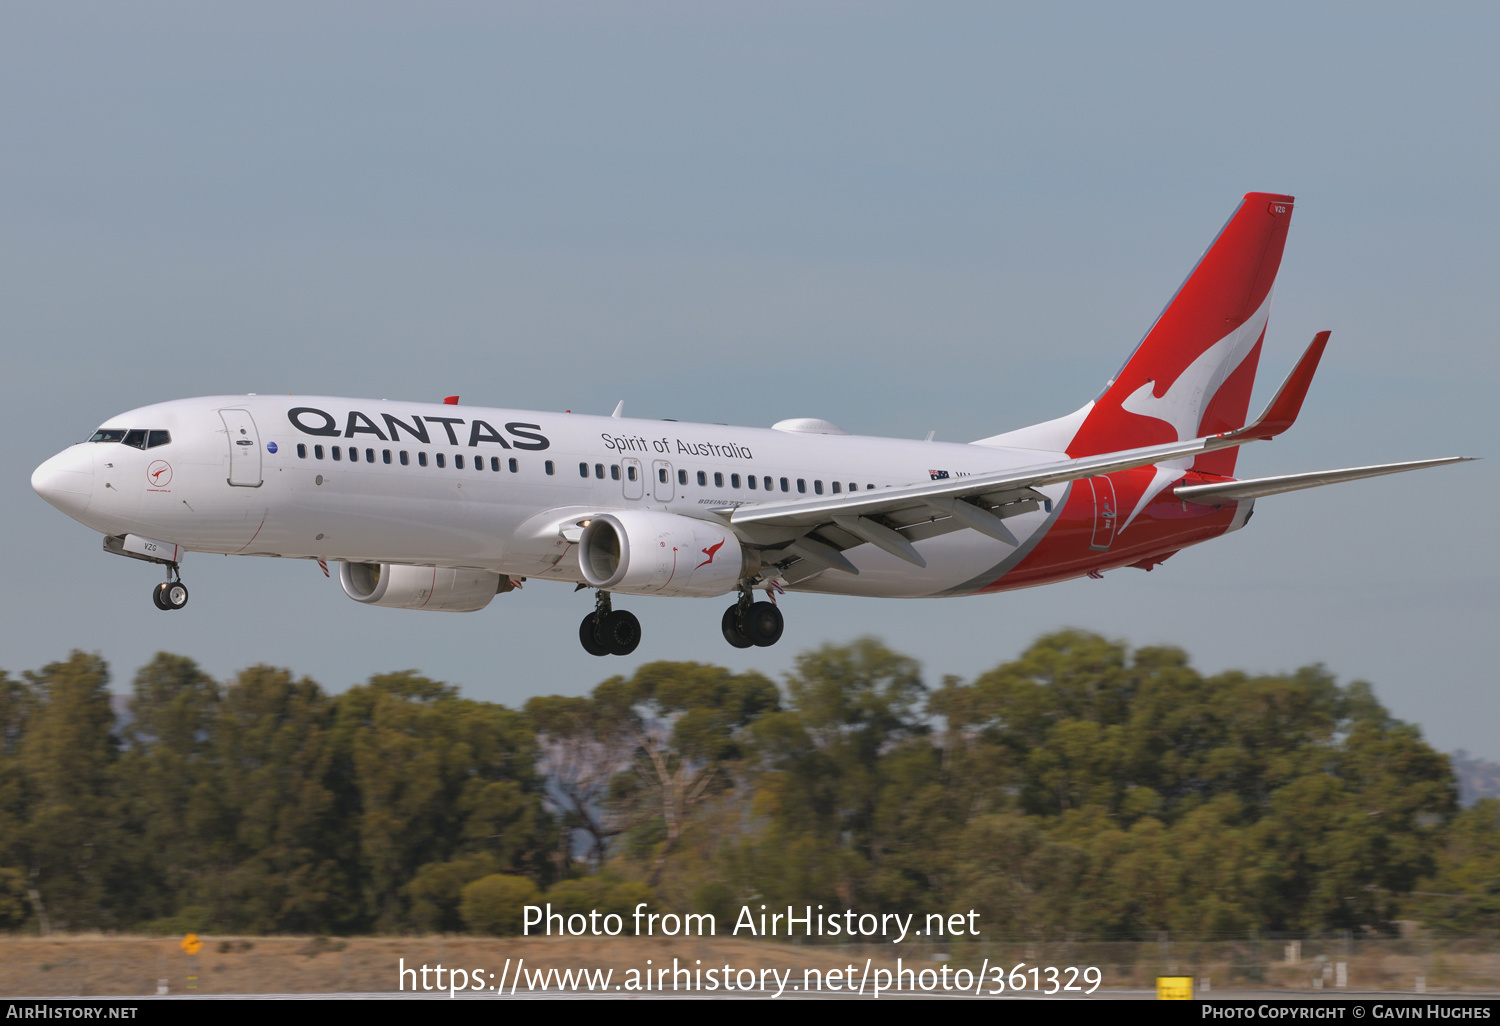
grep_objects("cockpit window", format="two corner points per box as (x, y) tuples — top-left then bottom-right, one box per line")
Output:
(122, 430), (148, 449)
(147, 430), (171, 448)
(89, 429), (126, 443)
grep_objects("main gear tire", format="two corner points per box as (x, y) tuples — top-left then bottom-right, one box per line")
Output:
(579, 614), (610, 656)
(600, 609), (642, 656)
(744, 601), (784, 647)
(721, 605), (753, 649)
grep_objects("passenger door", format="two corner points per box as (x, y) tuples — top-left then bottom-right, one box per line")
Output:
(622, 458), (644, 500)
(652, 460), (674, 502)
(219, 409), (263, 487)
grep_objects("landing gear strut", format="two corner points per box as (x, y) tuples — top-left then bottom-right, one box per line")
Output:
(151, 563), (189, 611)
(579, 591), (641, 657)
(722, 586), (783, 648)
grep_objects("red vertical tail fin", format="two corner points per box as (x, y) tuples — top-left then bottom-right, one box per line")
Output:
(1065, 193), (1294, 475)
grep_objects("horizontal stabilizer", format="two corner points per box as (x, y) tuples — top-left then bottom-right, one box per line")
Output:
(1174, 456), (1474, 504)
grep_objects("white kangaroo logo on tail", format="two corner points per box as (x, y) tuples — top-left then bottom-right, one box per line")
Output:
(1115, 292), (1273, 532)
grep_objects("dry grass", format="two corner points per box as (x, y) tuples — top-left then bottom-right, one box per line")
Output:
(0, 934), (1496, 996)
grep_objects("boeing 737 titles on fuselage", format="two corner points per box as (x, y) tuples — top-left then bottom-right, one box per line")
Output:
(31, 194), (1472, 655)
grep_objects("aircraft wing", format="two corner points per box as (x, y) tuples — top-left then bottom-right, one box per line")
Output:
(727, 333), (1333, 574)
(1173, 456), (1473, 504)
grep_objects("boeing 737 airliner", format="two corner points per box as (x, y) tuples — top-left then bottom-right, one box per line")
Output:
(31, 194), (1470, 655)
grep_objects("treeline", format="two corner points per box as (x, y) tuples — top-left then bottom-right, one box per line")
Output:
(0, 632), (1494, 939)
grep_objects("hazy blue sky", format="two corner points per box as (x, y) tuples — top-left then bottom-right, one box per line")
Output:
(3, 3), (1496, 756)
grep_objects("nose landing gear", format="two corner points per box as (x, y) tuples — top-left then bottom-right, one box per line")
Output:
(151, 565), (189, 611)
(722, 586), (783, 648)
(578, 590), (641, 656)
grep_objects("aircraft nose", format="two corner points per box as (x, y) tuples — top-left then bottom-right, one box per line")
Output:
(32, 446), (95, 519)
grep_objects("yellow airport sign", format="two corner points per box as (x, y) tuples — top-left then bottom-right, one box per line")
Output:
(180, 932), (203, 956)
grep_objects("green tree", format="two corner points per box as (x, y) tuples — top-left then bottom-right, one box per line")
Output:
(203, 665), (350, 933)
(1407, 799), (1500, 935)
(742, 639), (932, 910)
(334, 671), (549, 932)
(461, 874), (541, 935)
(18, 652), (120, 932)
(115, 653), (221, 925)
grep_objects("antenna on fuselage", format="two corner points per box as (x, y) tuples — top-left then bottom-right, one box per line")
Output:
(611, 401), (624, 418)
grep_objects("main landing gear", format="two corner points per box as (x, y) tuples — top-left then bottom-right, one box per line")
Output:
(722, 587), (783, 649)
(579, 590), (641, 657)
(151, 564), (189, 611)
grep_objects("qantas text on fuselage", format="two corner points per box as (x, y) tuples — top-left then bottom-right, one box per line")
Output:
(30, 194), (1471, 655)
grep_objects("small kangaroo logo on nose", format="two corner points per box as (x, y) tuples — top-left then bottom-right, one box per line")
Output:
(695, 539), (725, 570)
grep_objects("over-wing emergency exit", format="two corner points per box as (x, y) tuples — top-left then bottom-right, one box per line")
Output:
(31, 193), (1471, 655)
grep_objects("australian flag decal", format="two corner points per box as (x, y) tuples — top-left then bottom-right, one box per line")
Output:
(929, 470), (950, 480)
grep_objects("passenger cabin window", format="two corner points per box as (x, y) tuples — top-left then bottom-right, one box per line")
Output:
(780, 477), (789, 492)
(332, 446), (342, 461)
(490, 457), (500, 471)
(455, 454), (464, 469)
(814, 480), (823, 494)
(382, 450), (392, 464)
(122, 430), (147, 449)
(696, 471), (707, 486)
(509, 458), (518, 473)
(418, 452), (427, 467)
(595, 464), (605, 479)
(714, 472), (724, 487)
(296, 443), (307, 458)
(436, 453), (446, 468)
(764, 476), (772, 490)
(658, 468), (668, 483)
(731, 473), (740, 488)
(832, 481), (841, 493)
(314, 445), (324, 459)
(474, 457), (482, 471)
(400, 451), (409, 465)
(678, 469), (688, 485)
(147, 431), (171, 448)
(626, 465), (636, 481)
(797, 479), (807, 493)
(747, 475), (756, 490)
(610, 465), (620, 481)
(544, 460), (555, 475)
(579, 462), (589, 478)
(88, 429), (125, 443)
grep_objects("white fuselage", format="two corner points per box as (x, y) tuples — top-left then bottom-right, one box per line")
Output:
(32, 395), (1072, 599)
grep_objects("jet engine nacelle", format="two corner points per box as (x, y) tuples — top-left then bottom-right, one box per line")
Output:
(578, 511), (752, 597)
(339, 561), (508, 612)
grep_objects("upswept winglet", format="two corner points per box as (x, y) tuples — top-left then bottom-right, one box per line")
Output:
(1218, 330), (1330, 443)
